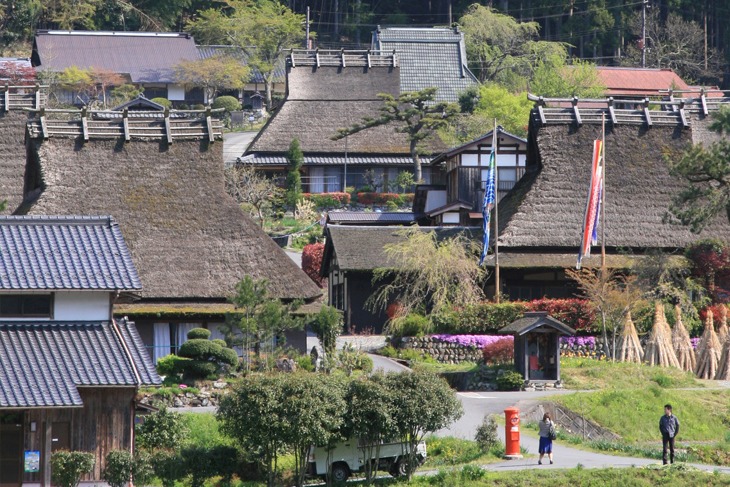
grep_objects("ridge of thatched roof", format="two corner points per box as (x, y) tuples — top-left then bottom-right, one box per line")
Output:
(246, 62), (446, 156)
(497, 120), (730, 250)
(0, 111), (30, 213)
(19, 138), (321, 301)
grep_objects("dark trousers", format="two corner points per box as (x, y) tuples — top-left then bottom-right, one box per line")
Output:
(662, 434), (675, 464)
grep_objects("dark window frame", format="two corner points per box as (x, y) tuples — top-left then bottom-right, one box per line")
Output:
(0, 294), (54, 318)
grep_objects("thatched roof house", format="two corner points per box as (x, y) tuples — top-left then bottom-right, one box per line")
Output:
(485, 95), (730, 300)
(0, 111), (30, 213)
(19, 114), (320, 358)
(243, 50), (445, 193)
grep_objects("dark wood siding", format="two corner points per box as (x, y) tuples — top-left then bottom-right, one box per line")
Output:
(346, 271), (390, 334)
(457, 167), (481, 209)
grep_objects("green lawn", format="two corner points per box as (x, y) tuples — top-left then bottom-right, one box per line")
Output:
(560, 357), (702, 390)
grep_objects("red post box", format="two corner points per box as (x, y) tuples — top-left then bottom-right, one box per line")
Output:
(504, 407), (523, 459)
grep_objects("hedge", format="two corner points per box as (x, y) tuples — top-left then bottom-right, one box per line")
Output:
(356, 192), (414, 206)
(302, 192), (350, 208)
(430, 298), (597, 335)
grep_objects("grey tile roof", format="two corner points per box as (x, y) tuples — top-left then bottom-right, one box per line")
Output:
(33, 31), (199, 84)
(498, 312), (575, 336)
(372, 27), (478, 103)
(327, 211), (418, 224)
(0, 216), (141, 291)
(197, 45), (285, 84)
(240, 154), (430, 166)
(0, 320), (161, 408)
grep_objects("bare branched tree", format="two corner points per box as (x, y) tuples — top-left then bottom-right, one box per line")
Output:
(367, 229), (487, 317)
(224, 164), (280, 226)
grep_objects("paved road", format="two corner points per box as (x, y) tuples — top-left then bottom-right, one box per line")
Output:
(223, 131), (257, 166)
(368, 353), (411, 373)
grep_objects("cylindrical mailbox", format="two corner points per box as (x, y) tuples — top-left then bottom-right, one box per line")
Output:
(504, 407), (523, 459)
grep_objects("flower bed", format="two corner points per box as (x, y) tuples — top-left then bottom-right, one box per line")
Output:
(431, 334), (510, 348)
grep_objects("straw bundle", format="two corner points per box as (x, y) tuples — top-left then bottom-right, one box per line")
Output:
(618, 310), (643, 363)
(718, 305), (729, 344)
(644, 302), (680, 368)
(695, 310), (723, 380)
(671, 305), (696, 372)
(715, 336), (730, 380)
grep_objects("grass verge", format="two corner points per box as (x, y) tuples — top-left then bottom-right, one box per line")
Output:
(560, 357), (702, 390)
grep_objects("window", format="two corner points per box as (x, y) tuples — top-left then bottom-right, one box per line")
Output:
(0, 295), (52, 318)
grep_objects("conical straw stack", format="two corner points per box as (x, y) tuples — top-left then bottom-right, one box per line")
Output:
(618, 310), (643, 363)
(644, 302), (680, 368)
(672, 304), (696, 372)
(695, 310), (722, 379)
(718, 305), (729, 344)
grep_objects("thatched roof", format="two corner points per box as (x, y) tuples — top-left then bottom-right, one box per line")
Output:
(246, 62), (446, 156)
(19, 138), (321, 301)
(497, 120), (730, 250)
(322, 225), (476, 273)
(0, 111), (31, 213)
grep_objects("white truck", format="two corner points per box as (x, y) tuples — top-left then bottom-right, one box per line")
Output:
(307, 439), (427, 482)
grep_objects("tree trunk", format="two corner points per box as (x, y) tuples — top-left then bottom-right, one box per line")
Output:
(265, 75), (273, 110)
(410, 140), (422, 183)
(601, 309), (609, 358)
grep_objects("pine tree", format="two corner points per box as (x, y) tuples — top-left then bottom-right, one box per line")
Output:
(285, 138), (303, 210)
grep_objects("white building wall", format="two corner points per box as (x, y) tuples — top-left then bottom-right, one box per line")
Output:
(54, 292), (110, 321)
(167, 84), (186, 101)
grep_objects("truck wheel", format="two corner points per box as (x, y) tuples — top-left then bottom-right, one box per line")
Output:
(389, 459), (408, 478)
(330, 462), (350, 483)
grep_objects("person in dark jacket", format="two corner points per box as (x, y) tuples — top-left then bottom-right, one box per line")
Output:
(659, 404), (680, 464)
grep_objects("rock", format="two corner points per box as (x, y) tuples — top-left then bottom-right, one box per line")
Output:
(212, 381), (227, 389)
(275, 358), (297, 373)
(173, 398), (183, 407)
(201, 398), (210, 407)
(185, 393), (195, 399)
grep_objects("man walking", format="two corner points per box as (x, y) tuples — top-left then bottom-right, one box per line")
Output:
(659, 404), (680, 464)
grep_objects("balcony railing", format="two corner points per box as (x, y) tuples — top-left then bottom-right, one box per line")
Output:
(302, 176), (342, 193)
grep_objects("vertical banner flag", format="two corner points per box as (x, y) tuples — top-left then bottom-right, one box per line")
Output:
(479, 147), (496, 266)
(577, 140), (604, 269)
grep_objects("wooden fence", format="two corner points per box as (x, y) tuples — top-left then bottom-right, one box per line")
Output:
(289, 49), (397, 68)
(26, 107), (225, 142)
(0, 85), (46, 111)
(528, 90), (730, 128)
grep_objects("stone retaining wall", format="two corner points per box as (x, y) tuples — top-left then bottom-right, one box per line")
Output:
(522, 401), (621, 442)
(399, 336), (483, 363)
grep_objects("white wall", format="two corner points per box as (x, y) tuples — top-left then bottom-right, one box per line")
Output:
(425, 190), (447, 213)
(54, 292), (110, 321)
(442, 212), (460, 224)
(167, 84), (186, 101)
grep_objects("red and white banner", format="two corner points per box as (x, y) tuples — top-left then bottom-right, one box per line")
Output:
(577, 139), (604, 269)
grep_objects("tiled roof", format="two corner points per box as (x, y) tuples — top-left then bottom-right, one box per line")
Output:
(327, 211), (417, 224)
(596, 67), (690, 97)
(372, 27), (478, 103)
(197, 45), (285, 84)
(240, 154), (430, 166)
(0, 216), (141, 291)
(0, 319), (161, 408)
(33, 31), (199, 84)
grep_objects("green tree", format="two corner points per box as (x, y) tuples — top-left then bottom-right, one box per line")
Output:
(668, 107), (730, 232)
(135, 406), (188, 451)
(344, 375), (394, 484)
(308, 304), (342, 362)
(385, 371), (463, 480)
(333, 88), (459, 183)
(222, 276), (303, 362)
(224, 163), (281, 226)
(474, 84), (533, 137)
(187, 0), (305, 109)
(530, 55), (606, 98)
(285, 138), (303, 210)
(174, 55), (250, 103)
(177, 327), (238, 379)
(368, 229), (486, 317)
(50, 451), (95, 487)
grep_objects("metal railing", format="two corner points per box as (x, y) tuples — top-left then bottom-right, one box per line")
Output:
(302, 175), (342, 193)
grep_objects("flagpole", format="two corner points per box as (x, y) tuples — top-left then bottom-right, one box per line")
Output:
(493, 119), (501, 303)
(601, 113), (606, 271)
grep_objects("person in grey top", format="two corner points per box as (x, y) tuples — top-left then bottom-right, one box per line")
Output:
(538, 413), (555, 465)
(659, 404), (680, 464)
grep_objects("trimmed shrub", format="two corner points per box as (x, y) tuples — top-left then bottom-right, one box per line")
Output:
(431, 302), (526, 334)
(356, 192), (402, 206)
(302, 242), (326, 288)
(525, 298), (595, 332)
(51, 451), (95, 487)
(211, 95), (240, 112)
(211, 338), (227, 348)
(135, 407), (188, 450)
(386, 313), (431, 340)
(156, 354), (187, 376)
(151, 450), (186, 487)
(187, 328), (211, 340)
(150, 97), (172, 108)
(302, 192), (351, 208)
(475, 414), (500, 452)
(178, 335), (238, 380)
(102, 450), (134, 487)
(482, 337), (514, 365)
(496, 371), (524, 391)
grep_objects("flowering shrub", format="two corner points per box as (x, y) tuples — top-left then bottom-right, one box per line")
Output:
(481, 337), (514, 364)
(432, 334), (510, 349)
(431, 302), (527, 334)
(525, 298), (595, 331)
(356, 192), (414, 206)
(691, 337), (700, 349)
(302, 192), (350, 208)
(560, 336), (597, 350)
(302, 243), (326, 288)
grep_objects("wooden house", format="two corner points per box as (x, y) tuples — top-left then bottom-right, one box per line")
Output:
(321, 225), (475, 333)
(241, 50), (445, 193)
(486, 93), (730, 300)
(0, 216), (160, 487)
(32, 30), (204, 106)
(371, 26), (478, 104)
(16, 106), (320, 361)
(422, 127), (527, 226)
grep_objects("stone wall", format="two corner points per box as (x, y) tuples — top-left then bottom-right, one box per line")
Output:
(138, 381), (230, 408)
(399, 336), (483, 363)
(522, 401), (621, 442)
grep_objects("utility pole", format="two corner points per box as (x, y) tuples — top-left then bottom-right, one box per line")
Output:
(448, 0), (453, 26)
(704, 2), (708, 71)
(640, 1), (647, 67)
(305, 6), (310, 49)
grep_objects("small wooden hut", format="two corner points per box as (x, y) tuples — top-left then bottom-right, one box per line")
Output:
(644, 302), (680, 368)
(672, 305), (696, 373)
(695, 310), (722, 380)
(618, 310), (643, 363)
(499, 312), (575, 383)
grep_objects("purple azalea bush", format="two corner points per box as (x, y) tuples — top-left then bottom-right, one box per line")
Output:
(560, 336), (597, 350)
(431, 334), (513, 349)
(691, 337), (700, 349)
